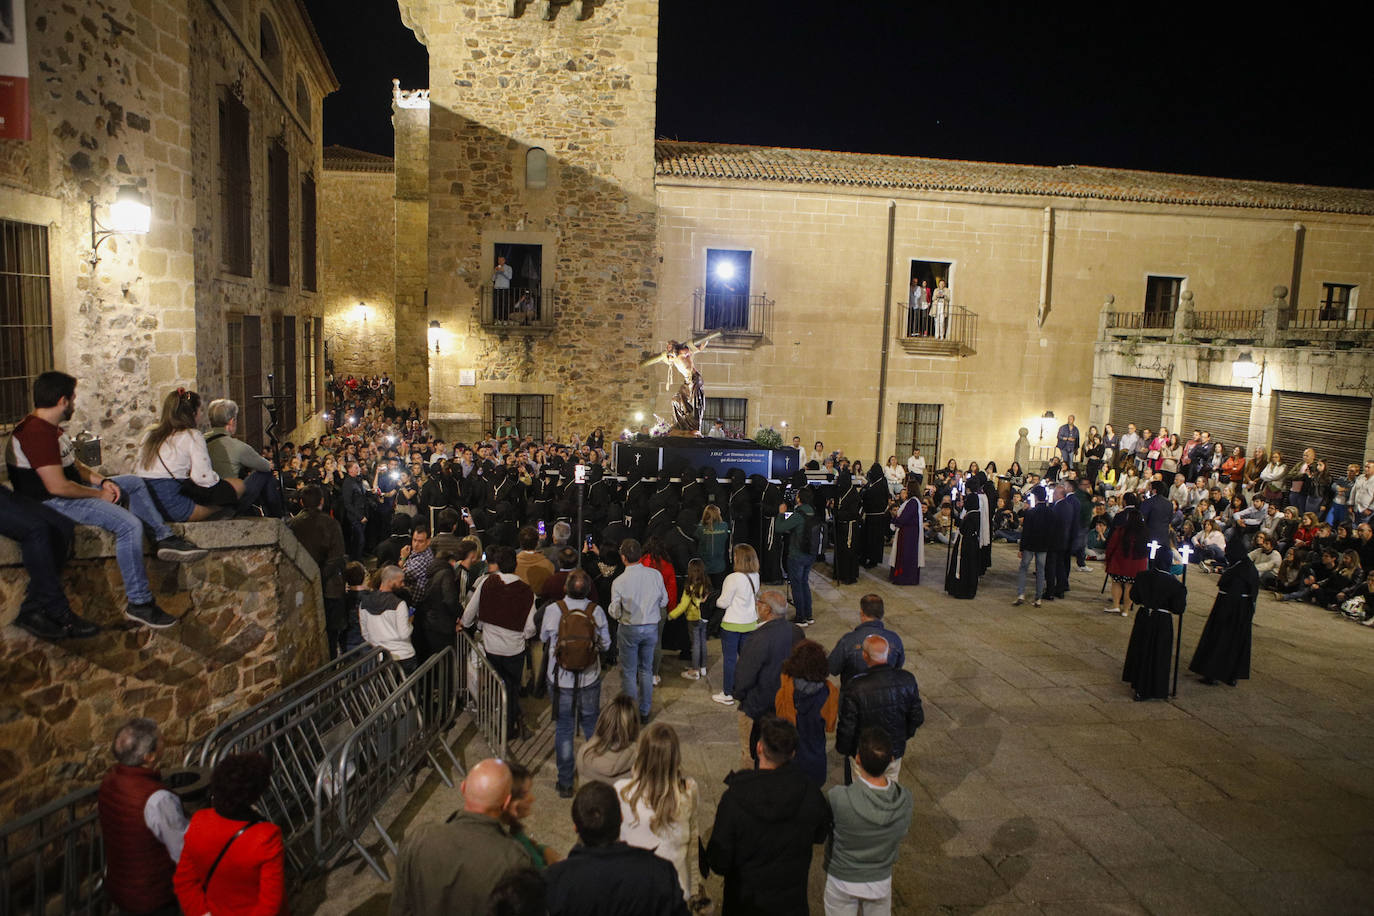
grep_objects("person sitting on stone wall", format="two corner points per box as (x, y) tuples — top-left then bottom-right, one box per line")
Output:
(205, 398), (283, 517)
(132, 389), (244, 523)
(0, 484), (99, 640)
(98, 717), (189, 916)
(4, 372), (207, 631)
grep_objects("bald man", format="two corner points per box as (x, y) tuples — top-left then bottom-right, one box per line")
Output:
(835, 635), (924, 785)
(390, 758), (530, 915)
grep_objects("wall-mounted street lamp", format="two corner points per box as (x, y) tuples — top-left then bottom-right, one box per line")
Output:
(429, 320), (442, 354)
(356, 302), (370, 323)
(1039, 410), (1055, 442)
(89, 185), (151, 267)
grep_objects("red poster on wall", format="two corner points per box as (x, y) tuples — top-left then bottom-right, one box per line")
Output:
(0, 0), (30, 141)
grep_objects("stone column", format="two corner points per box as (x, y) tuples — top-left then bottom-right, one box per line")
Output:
(1263, 286), (1287, 348)
(1172, 290), (1193, 343)
(1097, 293), (1114, 340)
(393, 87), (431, 412)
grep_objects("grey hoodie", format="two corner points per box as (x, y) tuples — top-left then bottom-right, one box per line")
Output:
(824, 775), (914, 883)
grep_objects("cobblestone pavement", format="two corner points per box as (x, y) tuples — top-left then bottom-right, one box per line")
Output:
(303, 544), (1374, 915)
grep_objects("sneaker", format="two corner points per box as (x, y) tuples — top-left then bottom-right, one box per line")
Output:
(49, 607), (100, 639)
(155, 535), (208, 562)
(1012, 596), (1025, 607)
(1033, 599), (1042, 607)
(556, 783), (574, 799)
(699, 667), (708, 678)
(712, 692), (736, 706)
(1077, 564), (1095, 573)
(680, 668), (701, 680)
(13, 610), (68, 641)
(639, 713), (651, 726)
(652, 675), (661, 687)
(795, 618), (814, 627)
(1103, 607), (1120, 615)
(125, 602), (178, 629)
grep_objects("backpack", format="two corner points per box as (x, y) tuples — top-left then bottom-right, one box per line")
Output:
(554, 600), (598, 673)
(802, 510), (825, 554)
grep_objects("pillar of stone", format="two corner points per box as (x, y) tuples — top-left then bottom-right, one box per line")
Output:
(392, 85), (432, 413)
(1263, 286), (1287, 348)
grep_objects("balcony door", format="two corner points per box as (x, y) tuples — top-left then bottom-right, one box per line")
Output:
(704, 249), (752, 331)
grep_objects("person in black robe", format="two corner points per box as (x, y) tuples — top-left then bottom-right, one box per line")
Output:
(859, 464), (891, 568)
(831, 470), (861, 584)
(727, 469), (755, 554)
(1124, 568), (1186, 700)
(1189, 536), (1259, 685)
(944, 504), (981, 598)
(753, 475), (784, 583)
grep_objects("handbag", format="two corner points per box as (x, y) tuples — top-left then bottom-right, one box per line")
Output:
(1147, 449), (1160, 460)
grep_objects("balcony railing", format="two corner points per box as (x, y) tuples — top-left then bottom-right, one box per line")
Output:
(1189, 308), (1265, 332)
(1100, 289), (1374, 349)
(897, 304), (978, 356)
(1286, 308), (1374, 331)
(479, 286), (555, 333)
(1105, 309), (1175, 332)
(691, 289), (769, 342)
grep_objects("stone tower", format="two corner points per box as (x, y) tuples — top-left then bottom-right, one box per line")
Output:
(394, 0), (659, 440)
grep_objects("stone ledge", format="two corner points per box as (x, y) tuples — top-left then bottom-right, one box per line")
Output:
(0, 518), (289, 567)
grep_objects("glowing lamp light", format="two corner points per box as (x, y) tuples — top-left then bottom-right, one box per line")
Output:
(714, 260), (736, 281)
(428, 319), (442, 354)
(1233, 350), (1259, 380)
(356, 302), (370, 323)
(780, 421), (788, 428)
(108, 186), (152, 234)
(634, 411), (645, 423)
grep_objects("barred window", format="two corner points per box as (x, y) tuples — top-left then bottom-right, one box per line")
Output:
(896, 403), (942, 468)
(272, 314), (298, 431)
(219, 92), (252, 276)
(486, 394), (549, 442)
(300, 172), (317, 292)
(703, 397), (747, 439)
(0, 220), (53, 427)
(268, 139), (290, 287)
(227, 313), (263, 448)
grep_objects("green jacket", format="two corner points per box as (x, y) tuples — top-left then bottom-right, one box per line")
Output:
(824, 777), (914, 883)
(775, 503), (815, 558)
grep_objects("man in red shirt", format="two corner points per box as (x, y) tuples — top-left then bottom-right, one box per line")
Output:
(4, 372), (207, 628)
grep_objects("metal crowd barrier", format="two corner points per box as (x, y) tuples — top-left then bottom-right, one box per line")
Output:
(456, 629), (508, 757)
(184, 645), (386, 768)
(0, 786), (106, 916)
(209, 653), (408, 871)
(313, 648), (463, 880)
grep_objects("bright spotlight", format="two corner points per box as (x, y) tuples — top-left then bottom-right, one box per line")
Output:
(714, 260), (736, 281)
(634, 412), (644, 423)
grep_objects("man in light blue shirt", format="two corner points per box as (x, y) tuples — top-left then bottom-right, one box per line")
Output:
(608, 538), (668, 724)
(540, 569), (611, 796)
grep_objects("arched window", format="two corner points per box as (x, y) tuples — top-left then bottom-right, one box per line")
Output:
(295, 74), (311, 119)
(259, 14), (283, 81)
(525, 147), (548, 190)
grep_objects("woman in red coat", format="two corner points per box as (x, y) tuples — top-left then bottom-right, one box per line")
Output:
(1104, 493), (1149, 617)
(174, 752), (287, 916)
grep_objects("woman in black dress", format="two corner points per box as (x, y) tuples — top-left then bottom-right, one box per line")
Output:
(1189, 536), (1259, 685)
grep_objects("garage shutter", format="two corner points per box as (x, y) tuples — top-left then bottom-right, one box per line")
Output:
(1110, 376), (1165, 434)
(1181, 383), (1253, 454)
(1271, 391), (1371, 472)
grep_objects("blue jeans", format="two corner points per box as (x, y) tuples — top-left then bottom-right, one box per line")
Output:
(787, 553), (816, 622)
(618, 623), (658, 716)
(46, 476), (172, 605)
(552, 677), (601, 787)
(720, 628), (751, 696)
(1016, 550), (1046, 599)
(0, 488), (74, 618)
(241, 470), (283, 517)
(1325, 503), (1348, 526)
(689, 620), (707, 669)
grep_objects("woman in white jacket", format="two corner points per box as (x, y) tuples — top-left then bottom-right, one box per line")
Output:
(134, 389), (243, 522)
(711, 544), (759, 707)
(616, 723), (699, 902)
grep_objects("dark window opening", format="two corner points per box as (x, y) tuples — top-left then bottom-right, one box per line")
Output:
(490, 243), (545, 323)
(300, 172), (317, 292)
(1144, 276), (1182, 328)
(294, 74), (311, 119)
(268, 139), (290, 286)
(1320, 283), (1356, 320)
(219, 93), (252, 276)
(703, 249), (752, 331)
(259, 14), (283, 81)
(905, 259), (952, 337)
(227, 313), (263, 448)
(272, 314), (298, 432)
(0, 220), (53, 428)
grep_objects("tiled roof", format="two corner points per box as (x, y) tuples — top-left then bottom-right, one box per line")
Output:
(654, 141), (1374, 216)
(323, 145), (394, 173)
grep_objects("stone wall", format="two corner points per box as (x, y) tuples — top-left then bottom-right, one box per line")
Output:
(0, 519), (327, 824)
(0, 0), (332, 466)
(396, 0), (659, 440)
(320, 165), (397, 379)
(656, 182), (1374, 469)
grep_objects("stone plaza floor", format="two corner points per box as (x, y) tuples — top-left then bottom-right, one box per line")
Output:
(303, 543), (1374, 914)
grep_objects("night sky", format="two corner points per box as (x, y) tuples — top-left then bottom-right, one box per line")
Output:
(306, 2), (1372, 190)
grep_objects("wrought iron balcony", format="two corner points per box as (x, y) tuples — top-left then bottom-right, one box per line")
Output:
(1100, 286), (1374, 349)
(479, 286), (555, 334)
(897, 304), (978, 357)
(691, 289), (770, 345)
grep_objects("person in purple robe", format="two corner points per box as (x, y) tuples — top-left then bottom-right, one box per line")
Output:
(888, 488), (924, 585)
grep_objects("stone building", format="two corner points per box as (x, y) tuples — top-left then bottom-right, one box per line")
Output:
(0, 0), (337, 468)
(318, 1), (1374, 468)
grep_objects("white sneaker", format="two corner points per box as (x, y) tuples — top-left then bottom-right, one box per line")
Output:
(699, 667), (708, 677)
(1103, 607), (1120, 615)
(1077, 564), (1095, 573)
(680, 668), (700, 680)
(712, 692), (735, 706)
(653, 675), (661, 687)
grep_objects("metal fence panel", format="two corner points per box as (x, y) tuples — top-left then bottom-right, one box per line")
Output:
(0, 787), (107, 916)
(455, 630), (508, 758)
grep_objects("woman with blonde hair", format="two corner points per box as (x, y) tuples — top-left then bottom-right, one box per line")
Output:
(695, 503), (731, 588)
(712, 543), (759, 707)
(576, 693), (640, 787)
(616, 722), (700, 901)
(134, 388), (243, 522)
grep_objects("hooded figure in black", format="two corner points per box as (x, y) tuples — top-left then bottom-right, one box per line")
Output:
(944, 490), (982, 599)
(860, 464), (891, 568)
(1189, 534), (1259, 685)
(752, 474), (784, 584)
(831, 469), (862, 584)
(623, 471), (652, 540)
(727, 468), (754, 552)
(1124, 562), (1186, 700)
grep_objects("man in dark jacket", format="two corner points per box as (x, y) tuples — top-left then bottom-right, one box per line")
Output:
(288, 485), (348, 657)
(1015, 486), (1055, 606)
(340, 460), (370, 560)
(1139, 478), (1174, 571)
(836, 635), (924, 785)
(1043, 483), (1077, 600)
(828, 594), (905, 685)
(707, 716), (833, 916)
(545, 781), (687, 916)
(733, 590), (805, 768)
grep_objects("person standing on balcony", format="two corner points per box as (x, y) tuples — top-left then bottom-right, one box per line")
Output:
(931, 278), (951, 339)
(99, 718), (188, 916)
(493, 254), (514, 322)
(906, 277), (931, 337)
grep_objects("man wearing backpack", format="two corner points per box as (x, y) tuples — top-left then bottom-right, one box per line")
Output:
(775, 489), (820, 626)
(539, 569), (611, 798)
